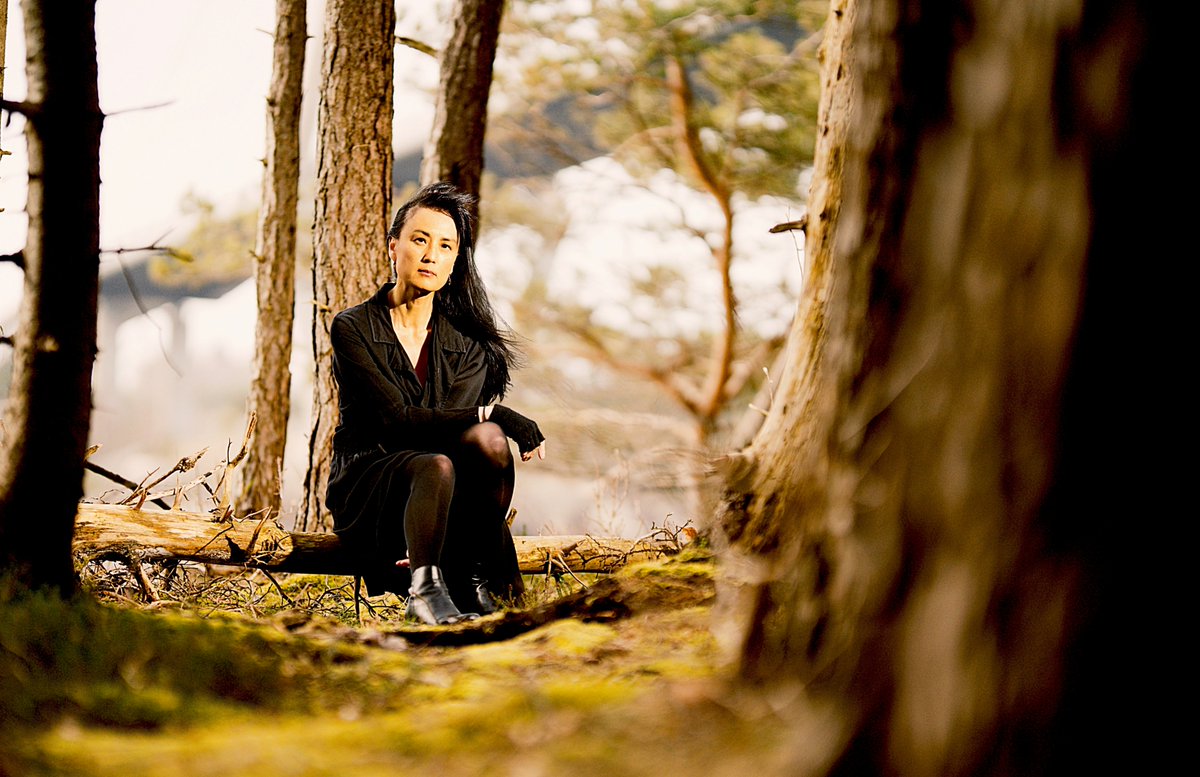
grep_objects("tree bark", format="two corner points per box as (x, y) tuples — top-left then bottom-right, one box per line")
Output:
(238, 0), (306, 519)
(715, 0), (1165, 774)
(301, 0), (395, 531)
(71, 503), (685, 576)
(0, 0), (101, 596)
(419, 0), (505, 212)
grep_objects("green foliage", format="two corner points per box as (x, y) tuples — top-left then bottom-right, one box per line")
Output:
(147, 194), (258, 290)
(142, 191), (315, 291)
(496, 0), (824, 197)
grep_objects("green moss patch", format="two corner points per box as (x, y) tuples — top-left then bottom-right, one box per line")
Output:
(0, 550), (796, 777)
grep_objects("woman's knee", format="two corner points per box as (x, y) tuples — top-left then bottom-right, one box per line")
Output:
(462, 421), (512, 467)
(410, 453), (456, 491)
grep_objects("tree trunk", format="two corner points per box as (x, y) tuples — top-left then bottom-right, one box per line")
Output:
(0, 0), (102, 596)
(301, 0), (395, 531)
(238, 0), (306, 519)
(715, 0), (1166, 774)
(418, 0), (505, 211)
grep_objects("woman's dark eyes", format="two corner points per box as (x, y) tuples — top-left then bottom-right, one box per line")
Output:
(412, 237), (452, 250)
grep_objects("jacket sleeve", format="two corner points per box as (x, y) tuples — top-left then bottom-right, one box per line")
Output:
(330, 312), (478, 445)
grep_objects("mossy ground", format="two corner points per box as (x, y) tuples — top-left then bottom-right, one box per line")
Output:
(0, 548), (806, 777)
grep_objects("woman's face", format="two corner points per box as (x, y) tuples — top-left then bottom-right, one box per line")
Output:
(389, 207), (459, 294)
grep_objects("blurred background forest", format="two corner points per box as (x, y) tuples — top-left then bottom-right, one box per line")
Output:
(0, 0), (820, 538)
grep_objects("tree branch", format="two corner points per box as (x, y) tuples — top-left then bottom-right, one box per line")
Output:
(553, 316), (705, 417)
(395, 35), (438, 58)
(102, 234), (190, 377)
(1, 250), (24, 268)
(0, 98), (38, 117)
(770, 214), (808, 233)
(722, 334), (788, 402)
(665, 54), (737, 425)
(99, 230), (188, 261)
(84, 460), (172, 511)
(104, 101), (173, 118)
(665, 55), (730, 207)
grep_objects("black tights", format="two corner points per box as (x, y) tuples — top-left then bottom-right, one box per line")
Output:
(400, 422), (515, 572)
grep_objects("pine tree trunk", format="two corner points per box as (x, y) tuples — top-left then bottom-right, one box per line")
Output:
(0, 0), (101, 595)
(300, 0), (395, 531)
(715, 0), (1165, 774)
(238, 0), (306, 520)
(418, 0), (505, 210)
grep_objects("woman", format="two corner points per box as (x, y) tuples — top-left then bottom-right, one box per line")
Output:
(324, 182), (546, 626)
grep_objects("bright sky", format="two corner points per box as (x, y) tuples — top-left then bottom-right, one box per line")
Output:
(0, 0), (444, 324)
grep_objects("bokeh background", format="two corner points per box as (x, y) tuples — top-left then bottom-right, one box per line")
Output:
(0, 0), (814, 538)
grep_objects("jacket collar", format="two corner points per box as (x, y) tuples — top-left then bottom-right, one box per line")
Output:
(365, 283), (469, 353)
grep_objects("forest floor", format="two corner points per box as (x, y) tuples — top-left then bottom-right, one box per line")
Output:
(0, 547), (819, 777)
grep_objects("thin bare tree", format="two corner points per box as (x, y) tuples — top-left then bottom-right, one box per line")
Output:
(238, 0), (307, 520)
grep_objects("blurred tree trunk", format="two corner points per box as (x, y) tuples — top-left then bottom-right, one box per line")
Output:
(419, 0), (505, 213)
(715, 0), (1164, 774)
(300, 0), (394, 532)
(0, 0), (101, 596)
(238, 0), (306, 520)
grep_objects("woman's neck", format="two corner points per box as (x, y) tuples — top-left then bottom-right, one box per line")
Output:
(386, 284), (435, 334)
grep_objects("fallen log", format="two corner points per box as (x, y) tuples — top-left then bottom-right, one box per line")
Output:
(72, 503), (688, 577)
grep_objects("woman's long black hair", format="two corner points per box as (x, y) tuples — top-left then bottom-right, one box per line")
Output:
(388, 181), (521, 403)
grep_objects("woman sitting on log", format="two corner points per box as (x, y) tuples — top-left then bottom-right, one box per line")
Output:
(324, 182), (546, 625)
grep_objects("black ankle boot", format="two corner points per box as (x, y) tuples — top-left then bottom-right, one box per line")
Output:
(407, 566), (475, 625)
(470, 575), (504, 613)
(470, 570), (503, 616)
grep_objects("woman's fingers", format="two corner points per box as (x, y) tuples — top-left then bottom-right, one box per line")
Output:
(521, 441), (547, 462)
(395, 557), (410, 568)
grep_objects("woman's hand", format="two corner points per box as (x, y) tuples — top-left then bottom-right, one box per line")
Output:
(488, 404), (546, 459)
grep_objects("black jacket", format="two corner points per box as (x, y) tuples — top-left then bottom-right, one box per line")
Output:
(329, 283), (487, 457)
(323, 284), (524, 600)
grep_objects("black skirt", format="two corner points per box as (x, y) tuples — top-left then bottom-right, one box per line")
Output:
(325, 445), (524, 603)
